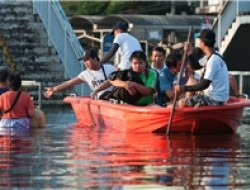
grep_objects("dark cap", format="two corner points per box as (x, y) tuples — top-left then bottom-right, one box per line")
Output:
(110, 21), (128, 35)
(78, 48), (99, 61)
(198, 29), (216, 47)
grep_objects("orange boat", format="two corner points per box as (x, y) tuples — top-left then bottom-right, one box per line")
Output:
(64, 96), (250, 134)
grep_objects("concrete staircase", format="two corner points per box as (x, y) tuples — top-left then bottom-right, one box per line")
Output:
(213, 1), (250, 72)
(220, 15), (250, 55)
(0, 1), (74, 107)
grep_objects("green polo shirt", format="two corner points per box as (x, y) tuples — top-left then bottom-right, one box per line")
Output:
(135, 69), (157, 106)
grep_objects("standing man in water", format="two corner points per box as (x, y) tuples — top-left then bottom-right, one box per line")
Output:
(99, 21), (142, 70)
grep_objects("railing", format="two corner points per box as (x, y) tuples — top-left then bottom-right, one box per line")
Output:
(22, 80), (42, 109)
(213, 0), (250, 48)
(229, 71), (250, 96)
(33, 0), (90, 95)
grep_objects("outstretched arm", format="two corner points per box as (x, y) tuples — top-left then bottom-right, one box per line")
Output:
(44, 77), (83, 98)
(100, 43), (119, 64)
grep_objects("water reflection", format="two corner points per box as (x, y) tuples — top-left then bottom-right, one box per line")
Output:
(68, 127), (243, 189)
(0, 108), (250, 189)
(0, 134), (32, 188)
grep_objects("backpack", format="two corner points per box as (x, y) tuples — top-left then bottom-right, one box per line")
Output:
(99, 69), (143, 104)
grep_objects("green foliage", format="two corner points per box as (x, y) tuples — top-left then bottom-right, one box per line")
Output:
(106, 1), (129, 14)
(61, 1), (196, 16)
(61, 1), (109, 16)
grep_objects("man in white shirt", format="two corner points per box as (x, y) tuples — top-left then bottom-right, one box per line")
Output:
(100, 21), (142, 70)
(175, 29), (229, 107)
(44, 48), (115, 99)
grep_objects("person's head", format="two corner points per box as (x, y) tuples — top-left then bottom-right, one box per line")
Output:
(130, 51), (148, 74)
(197, 29), (216, 48)
(82, 48), (100, 70)
(7, 72), (21, 91)
(0, 69), (9, 83)
(151, 46), (166, 67)
(111, 21), (128, 37)
(186, 47), (206, 69)
(166, 50), (182, 74)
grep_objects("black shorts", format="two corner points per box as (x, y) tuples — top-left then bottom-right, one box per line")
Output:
(184, 95), (224, 107)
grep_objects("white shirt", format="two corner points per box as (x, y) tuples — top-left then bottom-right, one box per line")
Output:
(114, 33), (142, 70)
(203, 53), (229, 102)
(193, 70), (202, 80)
(78, 64), (115, 98)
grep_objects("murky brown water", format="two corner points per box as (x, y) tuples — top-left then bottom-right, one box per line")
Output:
(1, 107), (250, 189)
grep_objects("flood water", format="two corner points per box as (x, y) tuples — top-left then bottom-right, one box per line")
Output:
(1, 107), (250, 190)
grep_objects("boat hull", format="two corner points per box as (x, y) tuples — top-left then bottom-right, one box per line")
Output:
(64, 96), (250, 134)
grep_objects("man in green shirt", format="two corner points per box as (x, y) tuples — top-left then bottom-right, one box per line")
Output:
(92, 51), (157, 106)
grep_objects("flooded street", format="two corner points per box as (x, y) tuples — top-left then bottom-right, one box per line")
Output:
(1, 107), (250, 189)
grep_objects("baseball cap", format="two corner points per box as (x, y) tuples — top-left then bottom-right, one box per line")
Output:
(110, 21), (128, 35)
(78, 48), (99, 61)
(197, 29), (215, 47)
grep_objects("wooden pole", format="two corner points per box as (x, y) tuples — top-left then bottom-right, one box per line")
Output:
(166, 26), (193, 135)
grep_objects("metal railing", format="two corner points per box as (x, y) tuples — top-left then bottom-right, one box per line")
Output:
(213, 0), (250, 49)
(22, 80), (42, 109)
(33, 0), (90, 95)
(229, 71), (250, 96)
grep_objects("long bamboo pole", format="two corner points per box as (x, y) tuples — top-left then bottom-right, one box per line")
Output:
(166, 26), (193, 135)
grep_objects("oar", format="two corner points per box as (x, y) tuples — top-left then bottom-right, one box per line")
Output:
(166, 26), (193, 135)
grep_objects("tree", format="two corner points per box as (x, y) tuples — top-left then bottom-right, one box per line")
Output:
(61, 1), (197, 16)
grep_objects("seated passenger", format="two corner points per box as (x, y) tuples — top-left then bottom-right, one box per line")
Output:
(186, 47), (240, 97)
(175, 29), (229, 108)
(98, 68), (144, 104)
(44, 48), (115, 99)
(150, 46), (167, 106)
(157, 50), (182, 106)
(92, 50), (157, 106)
